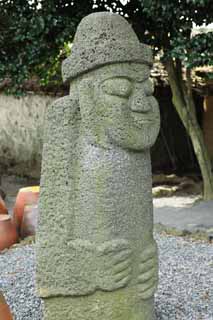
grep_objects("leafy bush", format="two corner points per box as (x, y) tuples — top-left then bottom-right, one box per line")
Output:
(0, 0), (95, 93)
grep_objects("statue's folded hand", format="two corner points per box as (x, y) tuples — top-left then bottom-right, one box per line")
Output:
(97, 239), (132, 291)
(137, 242), (158, 300)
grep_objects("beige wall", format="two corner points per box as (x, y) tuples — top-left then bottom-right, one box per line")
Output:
(0, 94), (55, 178)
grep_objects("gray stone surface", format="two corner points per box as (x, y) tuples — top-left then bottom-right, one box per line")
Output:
(36, 12), (160, 320)
(62, 12), (153, 82)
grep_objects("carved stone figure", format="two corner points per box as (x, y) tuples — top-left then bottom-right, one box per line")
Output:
(36, 12), (160, 320)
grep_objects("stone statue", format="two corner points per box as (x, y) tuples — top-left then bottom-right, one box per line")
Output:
(36, 12), (160, 320)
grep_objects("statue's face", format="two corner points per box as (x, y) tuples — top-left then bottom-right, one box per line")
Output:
(78, 63), (160, 150)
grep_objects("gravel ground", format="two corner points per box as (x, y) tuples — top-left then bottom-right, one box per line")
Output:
(0, 234), (212, 320)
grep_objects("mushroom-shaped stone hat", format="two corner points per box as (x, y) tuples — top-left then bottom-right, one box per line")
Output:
(62, 12), (153, 82)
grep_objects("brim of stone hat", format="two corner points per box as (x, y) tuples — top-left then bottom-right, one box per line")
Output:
(62, 41), (153, 83)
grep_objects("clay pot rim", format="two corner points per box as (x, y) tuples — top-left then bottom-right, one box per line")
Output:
(19, 186), (40, 193)
(0, 215), (11, 222)
(25, 204), (38, 209)
(0, 292), (13, 319)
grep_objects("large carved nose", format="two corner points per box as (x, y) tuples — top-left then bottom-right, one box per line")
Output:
(130, 91), (151, 113)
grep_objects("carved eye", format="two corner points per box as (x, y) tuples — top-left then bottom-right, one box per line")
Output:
(101, 78), (132, 98)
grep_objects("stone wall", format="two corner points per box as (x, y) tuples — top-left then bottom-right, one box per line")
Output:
(0, 94), (55, 178)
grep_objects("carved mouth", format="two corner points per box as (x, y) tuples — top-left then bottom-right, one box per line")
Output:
(132, 114), (158, 128)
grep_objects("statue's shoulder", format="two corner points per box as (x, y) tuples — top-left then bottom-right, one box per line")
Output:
(50, 95), (75, 107)
(44, 94), (80, 143)
(47, 95), (79, 120)
(41, 94), (80, 186)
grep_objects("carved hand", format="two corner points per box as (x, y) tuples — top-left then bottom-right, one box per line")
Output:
(137, 241), (158, 300)
(97, 239), (132, 291)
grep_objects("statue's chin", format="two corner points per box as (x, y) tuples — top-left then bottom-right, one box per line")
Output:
(108, 129), (158, 152)
(114, 141), (152, 151)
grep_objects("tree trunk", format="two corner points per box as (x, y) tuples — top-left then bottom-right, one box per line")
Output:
(203, 96), (213, 161)
(164, 58), (213, 200)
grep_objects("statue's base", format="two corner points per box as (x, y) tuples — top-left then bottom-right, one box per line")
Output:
(42, 288), (155, 320)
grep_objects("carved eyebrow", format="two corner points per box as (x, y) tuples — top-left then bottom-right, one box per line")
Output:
(100, 75), (149, 83)
(136, 77), (150, 83)
(100, 76), (132, 82)
(133, 73), (150, 83)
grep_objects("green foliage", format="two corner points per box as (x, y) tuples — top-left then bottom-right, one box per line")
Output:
(186, 32), (213, 68)
(0, 0), (212, 94)
(0, 0), (94, 93)
(137, 0), (213, 67)
(94, 1), (213, 68)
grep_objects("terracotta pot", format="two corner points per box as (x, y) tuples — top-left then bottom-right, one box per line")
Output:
(0, 215), (19, 251)
(0, 196), (8, 215)
(20, 204), (38, 239)
(0, 292), (13, 320)
(13, 186), (39, 232)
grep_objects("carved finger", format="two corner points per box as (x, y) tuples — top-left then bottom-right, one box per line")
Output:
(138, 277), (158, 292)
(114, 267), (132, 283)
(114, 267), (132, 282)
(138, 281), (158, 300)
(101, 278), (129, 292)
(99, 240), (130, 255)
(114, 274), (131, 287)
(138, 288), (155, 301)
(112, 249), (132, 265)
(140, 244), (158, 263)
(105, 252), (131, 272)
(138, 267), (157, 283)
(141, 261), (158, 274)
(100, 282), (119, 292)
(112, 258), (131, 274)
(139, 258), (158, 273)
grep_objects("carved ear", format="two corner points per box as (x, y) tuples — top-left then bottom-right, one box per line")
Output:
(78, 79), (94, 104)
(78, 78), (95, 119)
